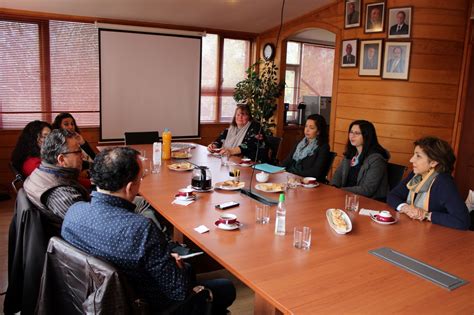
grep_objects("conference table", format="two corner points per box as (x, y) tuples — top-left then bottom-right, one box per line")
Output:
(122, 144), (473, 314)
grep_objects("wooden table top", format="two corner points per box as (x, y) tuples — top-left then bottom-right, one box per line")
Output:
(132, 144), (474, 314)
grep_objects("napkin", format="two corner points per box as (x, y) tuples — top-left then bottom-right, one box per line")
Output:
(194, 225), (209, 234)
(172, 199), (195, 206)
(359, 208), (380, 216)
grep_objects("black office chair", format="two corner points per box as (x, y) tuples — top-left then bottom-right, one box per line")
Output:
(267, 136), (282, 165)
(9, 161), (25, 193)
(320, 151), (337, 184)
(387, 162), (408, 191)
(124, 131), (159, 145)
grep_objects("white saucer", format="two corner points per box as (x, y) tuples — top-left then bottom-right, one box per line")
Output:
(214, 220), (242, 230)
(301, 182), (319, 188)
(370, 214), (397, 225)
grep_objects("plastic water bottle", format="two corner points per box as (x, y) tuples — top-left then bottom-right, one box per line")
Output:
(275, 193), (286, 235)
(162, 128), (172, 160)
(152, 142), (161, 173)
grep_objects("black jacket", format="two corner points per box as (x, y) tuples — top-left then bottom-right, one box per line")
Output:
(281, 142), (332, 180)
(4, 189), (56, 315)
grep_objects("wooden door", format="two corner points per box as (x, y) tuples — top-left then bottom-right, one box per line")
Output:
(455, 23), (474, 198)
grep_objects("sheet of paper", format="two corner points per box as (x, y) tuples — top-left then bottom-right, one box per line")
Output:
(194, 225), (209, 234)
(172, 199), (194, 206)
(359, 209), (380, 216)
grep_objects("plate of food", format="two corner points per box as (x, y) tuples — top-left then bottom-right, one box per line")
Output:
(326, 208), (352, 234)
(171, 151), (192, 159)
(168, 162), (194, 171)
(255, 183), (286, 193)
(215, 180), (245, 191)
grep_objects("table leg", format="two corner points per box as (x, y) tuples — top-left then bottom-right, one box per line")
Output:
(254, 293), (284, 315)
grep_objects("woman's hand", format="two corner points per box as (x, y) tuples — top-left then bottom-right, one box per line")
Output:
(400, 204), (425, 221)
(73, 132), (85, 145)
(220, 147), (241, 156)
(171, 253), (184, 269)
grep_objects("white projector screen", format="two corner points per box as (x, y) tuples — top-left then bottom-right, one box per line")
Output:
(99, 28), (201, 141)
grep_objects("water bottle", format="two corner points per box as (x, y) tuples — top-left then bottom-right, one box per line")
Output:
(162, 128), (172, 160)
(275, 193), (286, 235)
(152, 142), (161, 173)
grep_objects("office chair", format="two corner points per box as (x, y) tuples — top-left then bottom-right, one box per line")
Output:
(9, 161), (24, 193)
(267, 136), (282, 165)
(387, 162), (408, 191)
(320, 151), (337, 184)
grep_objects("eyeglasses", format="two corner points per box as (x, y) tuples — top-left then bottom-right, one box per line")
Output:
(349, 131), (362, 136)
(61, 150), (82, 155)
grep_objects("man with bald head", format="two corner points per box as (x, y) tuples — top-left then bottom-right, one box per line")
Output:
(343, 43), (356, 64)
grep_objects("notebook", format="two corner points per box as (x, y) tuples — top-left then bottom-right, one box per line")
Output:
(253, 163), (285, 174)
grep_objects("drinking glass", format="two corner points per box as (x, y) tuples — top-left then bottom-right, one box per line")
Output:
(294, 227), (311, 250)
(345, 194), (359, 212)
(256, 205), (270, 224)
(221, 154), (229, 166)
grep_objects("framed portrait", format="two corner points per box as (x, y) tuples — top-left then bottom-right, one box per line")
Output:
(344, 0), (361, 29)
(364, 2), (385, 33)
(359, 40), (383, 76)
(382, 41), (411, 80)
(387, 7), (412, 39)
(341, 39), (358, 67)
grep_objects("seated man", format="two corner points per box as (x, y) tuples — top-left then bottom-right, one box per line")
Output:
(23, 129), (89, 227)
(62, 147), (235, 313)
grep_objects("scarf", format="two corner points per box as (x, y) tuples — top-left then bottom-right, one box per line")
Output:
(223, 121), (251, 149)
(292, 138), (318, 162)
(406, 169), (439, 211)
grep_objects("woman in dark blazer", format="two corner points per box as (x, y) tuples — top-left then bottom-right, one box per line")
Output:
(281, 114), (331, 180)
(387, 137), (470, 230)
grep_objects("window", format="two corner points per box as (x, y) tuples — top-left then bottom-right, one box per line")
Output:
(0, 20), (42, 128)
(49, 20), (99, 126)
(0, 19), (100, 129)
(285, 41), (334, 106)
(200, 35), (251, 122)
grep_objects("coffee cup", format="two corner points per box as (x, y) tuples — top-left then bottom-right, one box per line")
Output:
(218, 213), (237, 225)
(376, 210), (394, 222)
(256, 172), (269, 183)
(241, 157), (251, 163)
(177, 188), (194, 198)
(303, 177), (317, 185)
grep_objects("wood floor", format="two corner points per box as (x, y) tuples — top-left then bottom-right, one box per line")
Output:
(0, 194), (253, 314)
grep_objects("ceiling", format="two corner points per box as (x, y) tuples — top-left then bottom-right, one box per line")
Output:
(1, 0), (336, 33)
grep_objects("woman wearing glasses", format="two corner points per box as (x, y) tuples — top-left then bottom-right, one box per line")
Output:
(11, 120), (52, 177)
(331, 120), (390, 200)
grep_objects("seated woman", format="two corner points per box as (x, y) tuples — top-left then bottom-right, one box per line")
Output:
(281, 114), (332, 180)
(52, 113), (96, 162)
(387, 137), (470, 230)
(11, 120), (52, 177)
(331, 120), (390, 199)
(207, 104), (267, 161)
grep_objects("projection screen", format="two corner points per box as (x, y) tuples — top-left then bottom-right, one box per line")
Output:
(99, 26), (202, 141)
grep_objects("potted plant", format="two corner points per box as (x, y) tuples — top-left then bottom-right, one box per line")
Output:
(233, 60), (285, 135)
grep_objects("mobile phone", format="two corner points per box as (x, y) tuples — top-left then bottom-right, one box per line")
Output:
(215, 201), (240, 210)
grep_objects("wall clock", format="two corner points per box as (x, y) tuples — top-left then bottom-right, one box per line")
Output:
(263, 43), (275, 61)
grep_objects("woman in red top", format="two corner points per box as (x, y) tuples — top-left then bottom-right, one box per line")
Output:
(11, 120), (52, 177)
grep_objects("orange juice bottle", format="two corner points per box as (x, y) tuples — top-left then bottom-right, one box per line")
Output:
(162, 128), (172, 160)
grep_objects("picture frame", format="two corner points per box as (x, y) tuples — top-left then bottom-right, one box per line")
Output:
(359, 39), (383, 76)
(382, 41), (411, 80)
(387, 7), (412, 39)
(364, 2), (385, 33)
(344, 0), (361, 29)
(341, 39), (358, 67)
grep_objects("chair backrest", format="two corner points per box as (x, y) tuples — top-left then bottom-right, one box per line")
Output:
(4, 188), (50, 315)
(36, 237), (146, 315)
(267, 136), (282, 165)
(9, 161), (25, 193)
(320, 151), (337, 184)
(124, 131), (159, 145)
(387, 162), (408, 191)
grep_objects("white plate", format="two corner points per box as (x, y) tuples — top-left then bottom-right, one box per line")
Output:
(171, 153), (192, 159)
(187, 185), (214, 192)
(301, 182), (319, 188)
(326, 208), (352, 234)
(215, 181), (245, 191)
(370, 214), (398, 225)
(168, 163), (194, 171)
(214, 220), (242, 230)
(255, 183), (285, 193)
